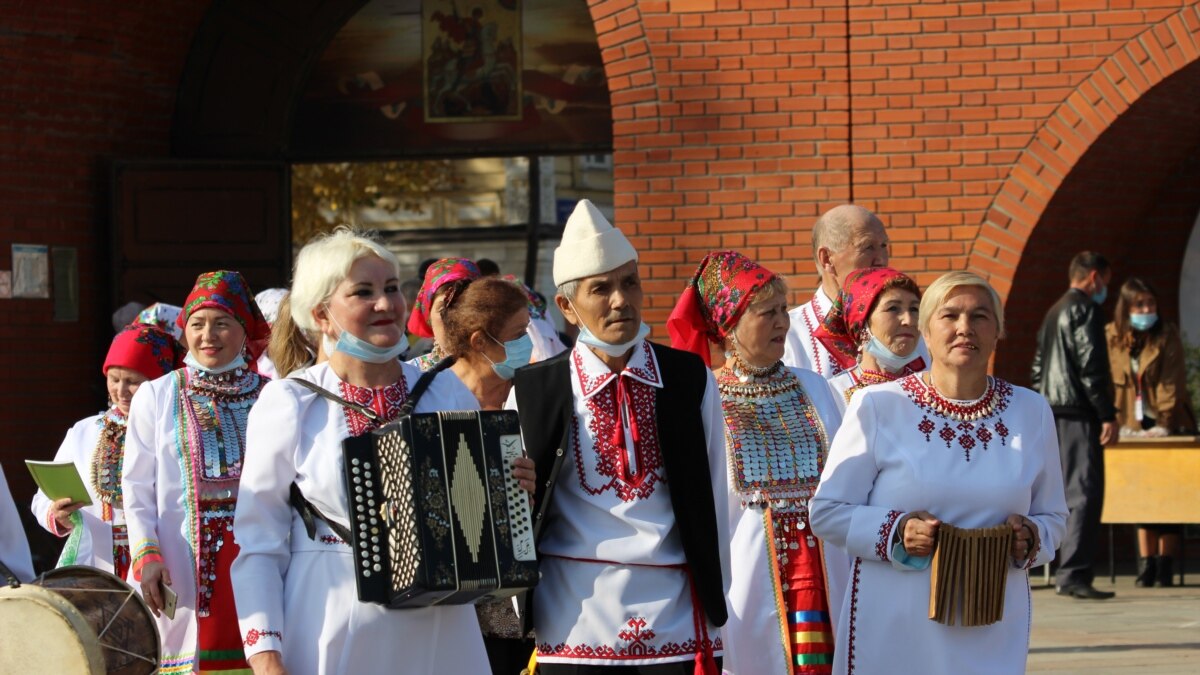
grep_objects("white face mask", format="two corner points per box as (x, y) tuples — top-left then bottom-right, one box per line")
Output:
(184, 350), (247, 375)
(323, 309), (409, 364)
(569, 301), (649, 357)
(863, 334), (916, 373)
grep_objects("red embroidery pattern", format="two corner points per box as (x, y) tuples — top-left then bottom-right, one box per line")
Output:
(875, 510), (902, 562)
(574, 379), (665, 502)
(243, 628), (282, 647)
(900, 375), (1013, 461)
(800, 300), (847, 377)
(847, 557), (862, 675)
(319, 534), (346, 546)
(538, 616), (723, 661)
(339, 376), (409, 437)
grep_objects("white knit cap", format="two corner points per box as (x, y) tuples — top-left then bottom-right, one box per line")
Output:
(553, 199), (638, 286)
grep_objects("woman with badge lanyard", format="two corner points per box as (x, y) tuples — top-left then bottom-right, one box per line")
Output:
(123, 270), (270, 674)
(32, 323), (182, 579)
(1106, 277), (1196, 587)
(815, 268), (926, 413)
(230, 230), (536, 675)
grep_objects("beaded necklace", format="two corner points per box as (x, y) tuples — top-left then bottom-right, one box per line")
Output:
(179, 366), (264, 482)
(717, 359), (828, 509)
(90, 407), (127, 511)
(414, 342), (445, 372)
(842, 366), (898, 403)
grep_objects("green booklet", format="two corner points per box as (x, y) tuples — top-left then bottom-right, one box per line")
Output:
(25, 460), (92, 506)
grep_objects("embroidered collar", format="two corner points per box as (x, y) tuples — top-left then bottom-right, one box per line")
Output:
(812, 286), (834, 319)
(572, 340), (663, 399)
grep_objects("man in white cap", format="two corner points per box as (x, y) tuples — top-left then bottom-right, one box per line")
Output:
(511, 199), (729, 675)
(783, 204), (927, 377)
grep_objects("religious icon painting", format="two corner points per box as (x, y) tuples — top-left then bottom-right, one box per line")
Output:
(423, 0), (523, 123)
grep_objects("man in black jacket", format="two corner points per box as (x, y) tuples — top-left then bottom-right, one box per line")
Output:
(1031, 251), (1119, 599)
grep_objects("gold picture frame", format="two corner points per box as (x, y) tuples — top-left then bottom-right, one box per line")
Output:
(423, 0), (523, 123)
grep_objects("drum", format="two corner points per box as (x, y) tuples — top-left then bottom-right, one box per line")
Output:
(0, 565), (159, 675)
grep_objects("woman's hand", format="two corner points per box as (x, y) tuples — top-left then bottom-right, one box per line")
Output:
(248, 651), (288, 675)
(49, 497), (84, 533)
(1007, 514), (1037, 562)
(900, 511), (940, 557)
(140, 561), (171, 617)
(511, 456), (536, 494)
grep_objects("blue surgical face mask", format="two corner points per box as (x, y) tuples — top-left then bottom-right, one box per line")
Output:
(324, 311), (409, 364)
(1129, 312), (1158, 332)
(863, 334), (916, 373)
(1091, 284), (1108, 305)
(484, 332), (534, 380)
(569, 301), (650, 357)
(184, 349), (247, 375)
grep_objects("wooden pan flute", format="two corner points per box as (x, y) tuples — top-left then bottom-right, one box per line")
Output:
(927, 523), (1013, 627)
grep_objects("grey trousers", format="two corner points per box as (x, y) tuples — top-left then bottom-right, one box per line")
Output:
(1053, 415), (1105, 588)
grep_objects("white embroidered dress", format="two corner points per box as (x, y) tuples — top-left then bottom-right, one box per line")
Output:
(527, 340), (730, 667)
(231, 361), (487, 675)
(31, 411), (125, 574)
(810, 376), (1068, 675)
(721, 367), (843, 675)
(782, 289), (843, 378)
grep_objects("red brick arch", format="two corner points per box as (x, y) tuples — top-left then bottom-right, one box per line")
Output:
(968, 3), (1200, 299)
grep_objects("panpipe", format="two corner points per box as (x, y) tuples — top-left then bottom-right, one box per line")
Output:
(343, 410), (538, 608)
(927, 523), (1013, 627)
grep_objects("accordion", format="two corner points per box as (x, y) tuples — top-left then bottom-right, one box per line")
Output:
(342, 410), (538, 608)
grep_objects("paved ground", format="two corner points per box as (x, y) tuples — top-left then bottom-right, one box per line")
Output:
(1028, 575), (1199, 673)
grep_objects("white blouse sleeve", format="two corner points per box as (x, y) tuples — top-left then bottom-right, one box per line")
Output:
(0, 464), (34, 582)
(231, 380), (301, 657)
(701, 369), (732, 598)
(1023, 398), (1069, 568)
(810, 392), (909, 568)
(122, 382), (164, 581)
(30, 417), (92, 536)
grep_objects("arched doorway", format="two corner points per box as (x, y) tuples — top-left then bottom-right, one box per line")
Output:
(966, 7), (1200, 383)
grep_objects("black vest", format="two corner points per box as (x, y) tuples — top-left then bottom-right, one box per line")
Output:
(513, 342), (728, 628)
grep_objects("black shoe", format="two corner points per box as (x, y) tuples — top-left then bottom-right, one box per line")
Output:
(1136, 556), (1157, 588)
(1057, 584), (1115, 599)
(1156, 556), (1175, 587)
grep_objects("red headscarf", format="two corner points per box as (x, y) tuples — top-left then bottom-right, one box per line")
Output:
(406, 258), (481, 338)
(104, 323), (183, 381)
(177, 270), (271, 360)
(814, 267), (922, 370)
(667, 251), (778, 366)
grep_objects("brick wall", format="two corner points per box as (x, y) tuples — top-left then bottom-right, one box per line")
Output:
(589, 0), (1200, 380)
(0, 1), (211, 558)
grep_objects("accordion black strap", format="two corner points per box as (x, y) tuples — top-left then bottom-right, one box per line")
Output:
(287, 357), (454, 542)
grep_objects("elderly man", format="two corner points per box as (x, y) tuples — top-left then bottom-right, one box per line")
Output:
(783, 204), (892, 377)
(512, 199), (729, 675)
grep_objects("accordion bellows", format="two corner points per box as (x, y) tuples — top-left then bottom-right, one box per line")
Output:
(343, 410), (538, 607)
(928, 523), (1014, 627)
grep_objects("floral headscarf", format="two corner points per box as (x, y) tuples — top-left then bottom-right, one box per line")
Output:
(136, 303), (184, 342)
(667, 251), (777, 366)
(814, 267), (921, 370)
(406, 258), (481, 338)
(177, 270), (271, 359)
(500, 274), (547, 321)
(103, 323), (183, 381)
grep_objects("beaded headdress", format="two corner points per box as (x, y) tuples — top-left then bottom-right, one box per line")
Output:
(406, 257), (481, 339)
(177, 270), (271, 359)
(814, 266), (921, 370)
(668, 250), (777, 366)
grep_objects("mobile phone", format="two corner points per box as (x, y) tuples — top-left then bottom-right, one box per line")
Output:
(161, 581), (178, 620)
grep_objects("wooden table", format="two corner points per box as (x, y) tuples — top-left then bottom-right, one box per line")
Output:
(1101, 435), (1200, 583)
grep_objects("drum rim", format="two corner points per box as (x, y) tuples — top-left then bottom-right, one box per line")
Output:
(38, 564), (162, 667)
(0, 583), (109, 675)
